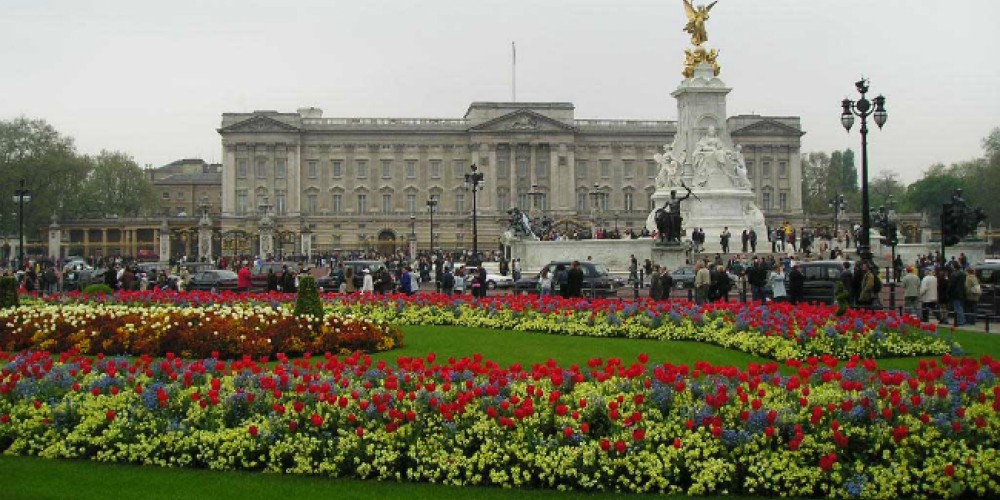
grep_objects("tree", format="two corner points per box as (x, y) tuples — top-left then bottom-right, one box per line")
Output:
(80, 151), (158, 218)
(841, 149), (859, 192)
(869, 170), (905, 209)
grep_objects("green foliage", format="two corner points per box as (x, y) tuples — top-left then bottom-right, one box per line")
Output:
(81, 284), (114, 296)
(0, 276), (18, 308)
(293, 275), (324, 319)
(834, 282), (849, 316)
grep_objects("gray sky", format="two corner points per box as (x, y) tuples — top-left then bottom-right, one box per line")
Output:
(2, 0), (997, 183)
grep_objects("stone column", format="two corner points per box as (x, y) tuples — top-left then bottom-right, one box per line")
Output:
(158, 220), (170, 265)
(48, 217), (61, 260)
(101, 229), (108, 256)
(83, 229), (90, 258)
(300, 230), (313, 260)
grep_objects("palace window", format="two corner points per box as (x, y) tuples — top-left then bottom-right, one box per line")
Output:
(277, 159), (288, 179)
(255, 158), (267, 178)
(356, 193), (368, 213)
(236, 190), (248, 215)
(646, 160), (657, 179)
(453, 160), (464, 178)
(779, 191), (788, 211)
(430, 160), (441, 179)
(517, 159), (528, 179)
(332, 194), (342, 214)
(624, 192), (634, 211)
(577, 192), (588, 211)
(497, 191), (509, 211)
(778, 161), (788, 178)
(455, 193), (466, 213)
(600, 160), (611, 178)
(576, 161), (587, 179)
(623, 160), (634, 179)
(746, 160), (754, 178)
(275, 191), (286, 215)
(518, 193), (529, 210)
(406, 160), (416, 179)
(381, 194), (392, 213)
(162, 192), (170, 199)
(407, 194), (416, 213)
(497, 159), (510, 178)
(237, 159), (248, 178)
(762, 160), (772, 177)
(305, 194), (317, 215)
(306, 160), (316, 179)
(356, 160), (368, 179)
(762, 190), (772, 211)
(535, 160), (548, 178)
(381, 160), (393, 179)
(332, 160), (343, 178)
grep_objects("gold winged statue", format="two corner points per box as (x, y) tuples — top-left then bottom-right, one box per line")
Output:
(682, 0), (717, 46)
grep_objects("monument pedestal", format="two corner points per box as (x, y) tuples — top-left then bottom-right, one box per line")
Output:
(651, 243), (689, 272)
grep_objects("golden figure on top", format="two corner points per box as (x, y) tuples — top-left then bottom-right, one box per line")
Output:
(682, 0), (717, 46)
(683, 46), (720, 78)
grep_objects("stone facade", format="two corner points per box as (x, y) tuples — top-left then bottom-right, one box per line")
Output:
(148, 159), (223, 218)
(217, 103), (803, 256)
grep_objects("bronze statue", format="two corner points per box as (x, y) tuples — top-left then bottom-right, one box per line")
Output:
(683, 0), (718, 47)
(655, 185), (693, 244)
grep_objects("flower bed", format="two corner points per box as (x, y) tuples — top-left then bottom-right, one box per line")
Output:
(1, 350), (997, 497)
(40, 291), (958, 361)
(0, 304), (403, 358)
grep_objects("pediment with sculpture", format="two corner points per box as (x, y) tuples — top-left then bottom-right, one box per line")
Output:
(468, 110), (575, 133)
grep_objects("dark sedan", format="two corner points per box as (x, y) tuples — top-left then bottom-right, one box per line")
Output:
(514, 261), (618, 297)
(188, 270), (239, 292)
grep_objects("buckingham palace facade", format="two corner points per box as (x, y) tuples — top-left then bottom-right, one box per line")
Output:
(218, 102), (804, 256)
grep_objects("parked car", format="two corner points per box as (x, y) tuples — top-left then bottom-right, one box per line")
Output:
(514, 261), (618, 297)
(250, 262), (299, 290)
(63, 267), (109, 291)
(786, 260), (844, 305)
(974, 262), (1000, 318)
(187, 270), (239, 292)
(342, 260), (393, 290)
(669, 266), (739, 290)
(461, 267), (515, 289)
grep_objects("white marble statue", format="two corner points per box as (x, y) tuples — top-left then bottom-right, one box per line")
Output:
(653, 144), (685, 189)
(731, 144), (750, 188)
(691, 125), (727, 187)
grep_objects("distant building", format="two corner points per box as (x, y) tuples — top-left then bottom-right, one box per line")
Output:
(217, 103), (804, 256)
(148, 159), (222, 217)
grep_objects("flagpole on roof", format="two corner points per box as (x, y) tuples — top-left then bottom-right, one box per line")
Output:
(512, 41), (516, 102)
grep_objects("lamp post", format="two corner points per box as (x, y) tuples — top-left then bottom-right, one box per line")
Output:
(828, 194), (846, 236)
(409, 214), (416, 259)
(840, 78), (888, 269)
(425, 196), (438, 254)
(12, 179), (31, 267)
(887, 194), (899, 281)
(464, 164), (485, 259)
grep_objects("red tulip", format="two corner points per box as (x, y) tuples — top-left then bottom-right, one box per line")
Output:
(248, 425), (259, 437)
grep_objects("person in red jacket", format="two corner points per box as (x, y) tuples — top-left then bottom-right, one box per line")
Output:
(237, 265), (252, 292)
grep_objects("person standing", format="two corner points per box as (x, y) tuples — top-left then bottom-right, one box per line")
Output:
(720, 227), (731, 254)
(964, 266), (982, 325)
(788, 264), (805, 304)
(919, 268), (939, 322)
(649, 264), (663, 301)
(401, 266), (414, 295)
(749, 229), (758, 254)
(237, 264), (252, 292)
(361, 268), (374, 294)
(857, 263), (876, 309)
(267, 268), (280, 293)
(694, 261), (710, 305)
(741, 230), (749, 253)
(748, 258), (767, 302)
(555, 264), (569, 298)
(947, 264), (967, 326)
(711, 264), (731, 302)
(768, 264), (787, 302)
(513, 259), (522, 281)
(538, 267), (552, 297)
(659, 267), (674, 299)
(900, 266), (921, 317)
(628, 255), (638, 285)
(440, 267), (455, 296)
(453, 267), (466, 296)
(567, 261), (585, 298)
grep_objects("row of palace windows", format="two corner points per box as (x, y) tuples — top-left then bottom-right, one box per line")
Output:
(236, 158), (471, 181)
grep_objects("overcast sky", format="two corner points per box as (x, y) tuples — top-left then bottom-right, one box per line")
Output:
(2, 0), (997, 183)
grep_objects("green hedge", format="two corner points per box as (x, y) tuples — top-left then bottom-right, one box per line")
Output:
(0, 276), (17, 308)
(294, 275), (324, 319)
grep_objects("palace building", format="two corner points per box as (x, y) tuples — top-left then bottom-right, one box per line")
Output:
(217, 102), (804, 256)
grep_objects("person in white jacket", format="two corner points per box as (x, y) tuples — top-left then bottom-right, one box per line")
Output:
(361, 268), (374, 294)
(768, 265), (787, 302)
(918, 270), (938, 322)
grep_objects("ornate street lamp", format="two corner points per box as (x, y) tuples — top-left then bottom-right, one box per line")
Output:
(464, 164), (485, 258)
(840, 78), (888, 268)
(12, 179), (31, 267)
(425, 196), (438, 253)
